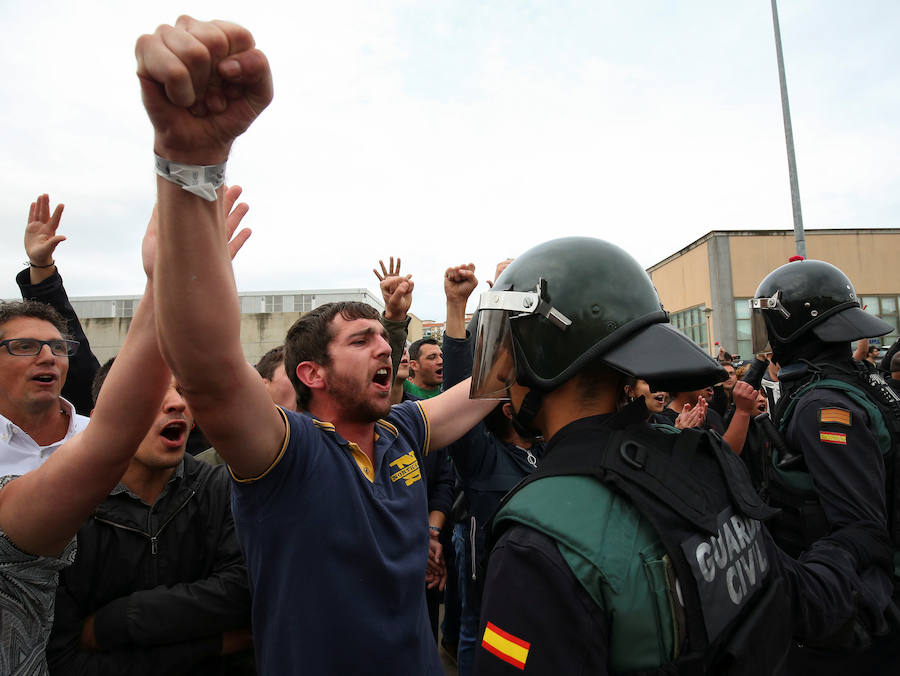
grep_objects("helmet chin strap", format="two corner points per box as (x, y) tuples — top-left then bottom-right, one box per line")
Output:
(510, 388), (544, 440)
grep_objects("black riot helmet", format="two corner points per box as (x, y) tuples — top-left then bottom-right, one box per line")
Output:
(749, 259), (892, 353)
(470, 237), (726, 402)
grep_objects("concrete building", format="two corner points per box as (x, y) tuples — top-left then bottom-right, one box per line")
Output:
(70, 288), (424, 364)
(647, 229), (900, 359)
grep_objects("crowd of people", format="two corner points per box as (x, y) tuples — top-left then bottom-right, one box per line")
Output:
(1, 15), (899, 676)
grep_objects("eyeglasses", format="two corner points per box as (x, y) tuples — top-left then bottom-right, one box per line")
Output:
(0, 338), (80, 357)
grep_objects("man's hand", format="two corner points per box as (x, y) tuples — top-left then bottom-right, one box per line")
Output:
(142, 185), (251, 278)
(374, 257), (414, 321)
(135, 16), (273, 164)
(444, 264), (478, 305)
(25, 194), (66, 283)
(425, 535), (447, 591)
(732, 381), (758, 414)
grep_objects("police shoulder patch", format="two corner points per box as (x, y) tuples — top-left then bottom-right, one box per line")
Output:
(481, 621), (531, 670)
(818, 407), (851, 426)
(819, 431), (848, 445)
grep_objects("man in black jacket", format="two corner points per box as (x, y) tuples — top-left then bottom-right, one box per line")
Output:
(47, 361), (253, 675)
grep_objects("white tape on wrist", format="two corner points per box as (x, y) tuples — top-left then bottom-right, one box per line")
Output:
(154, 155), (226, 201)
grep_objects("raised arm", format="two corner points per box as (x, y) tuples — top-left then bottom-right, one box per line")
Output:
(421, 263), (495, 448)
(444, 263), (476, 339)
(722, 381), (757, 455)
(136, 16), (282, 479)
(17, 194), (100, 415)
(0, 221), (170, 557)
(374, 256), (413, 380)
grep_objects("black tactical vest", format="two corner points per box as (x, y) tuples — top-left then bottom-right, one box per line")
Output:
(492, 402), (789, 675)
(769, 359), (900, 567)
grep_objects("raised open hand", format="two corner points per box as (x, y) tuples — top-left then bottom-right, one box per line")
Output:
(25, 194), (66, 267)
(374, 257), (413, 321)
(136, 16), (273, 164)
(143, 188), (252, 277)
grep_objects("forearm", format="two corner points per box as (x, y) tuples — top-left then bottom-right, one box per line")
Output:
(722, 410), (750, 456)
(445, 299), (468, 339)
(155, 179), (244, 397)
(441, 334), (474, 390)
(381, 313), (409, 385)
(94, 577), (250, 648)
(428, 510), (447, 531)
(0, 281), (168, 556)
(422, 378), (497, 450)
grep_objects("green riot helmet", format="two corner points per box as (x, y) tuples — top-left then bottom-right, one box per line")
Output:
(749, 259), (892, 353)
(470, 237), (727, 400)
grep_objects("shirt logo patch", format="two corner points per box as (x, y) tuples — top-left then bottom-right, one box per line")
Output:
(818, 408), (851, 426)
(819, 431), (848, 445)
(481, 621), (530, 670)
(388, 451), (422, 486)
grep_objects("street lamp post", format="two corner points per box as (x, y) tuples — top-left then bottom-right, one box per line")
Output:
(771, 0), (807, 258)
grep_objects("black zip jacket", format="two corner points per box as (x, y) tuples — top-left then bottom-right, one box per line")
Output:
(47, 455), (251, 675)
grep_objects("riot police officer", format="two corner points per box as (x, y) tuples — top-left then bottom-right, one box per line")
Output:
(470, 238), (890, 675)
(749, 258), (899, 675)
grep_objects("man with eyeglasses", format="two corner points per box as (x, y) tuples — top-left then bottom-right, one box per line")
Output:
(0, 300), (89, 476)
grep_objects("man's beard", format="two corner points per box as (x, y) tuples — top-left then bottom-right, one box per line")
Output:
(326, 365), (391, 422)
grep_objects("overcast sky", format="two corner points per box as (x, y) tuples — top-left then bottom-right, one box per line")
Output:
(1, 1), (897, 320)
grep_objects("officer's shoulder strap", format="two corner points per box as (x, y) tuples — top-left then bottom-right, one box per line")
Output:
(777, 372), (894, 456)
(497, 420), (774, 537)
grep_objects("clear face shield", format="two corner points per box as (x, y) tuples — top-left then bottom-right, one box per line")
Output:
(748, 292), (789, 353)
(470, 281), (572, 400)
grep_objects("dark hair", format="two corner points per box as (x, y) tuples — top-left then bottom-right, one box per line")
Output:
(91, 358), (116, 406)
(284, 302), (381, 409)
(409, 337), (440, 362)
(891, 352), (900, 373)
(575, 356), (626, 404)
(255, 345), (286, 380)
(0, 300), (68, 339)
(483, 402), (514, 441)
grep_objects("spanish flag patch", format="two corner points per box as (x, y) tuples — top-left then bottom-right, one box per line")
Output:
(818, 408), (851, 426)
(482, 621), (531, 670)
(820, 431), (847, 445)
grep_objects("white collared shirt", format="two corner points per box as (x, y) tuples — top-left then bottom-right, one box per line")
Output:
(0, 397), (90, 475)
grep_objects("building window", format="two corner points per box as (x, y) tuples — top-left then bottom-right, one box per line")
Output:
(861, 295), (900, 347)
(734, 298), (752, 359)
(114, 299), (135, 318)
(264, 295), (283, 313)
(670, 305), (709, 352)
(293, 295), (312, 313)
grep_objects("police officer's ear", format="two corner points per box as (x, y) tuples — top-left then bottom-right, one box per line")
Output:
(501, 402), (515, 420)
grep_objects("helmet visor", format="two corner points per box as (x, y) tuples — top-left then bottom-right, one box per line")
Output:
(750, 311), (771, 354)
(749, 294), (788, 353)
(470, 309), (518, 399)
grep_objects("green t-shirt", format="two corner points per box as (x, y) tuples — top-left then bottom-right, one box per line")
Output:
(403, 380), (441, 399)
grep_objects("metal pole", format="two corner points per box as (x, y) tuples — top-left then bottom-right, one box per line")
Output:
(770, 0), (806, 258)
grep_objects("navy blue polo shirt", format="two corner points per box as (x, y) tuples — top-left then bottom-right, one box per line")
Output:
(231, 401), (443, 675)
